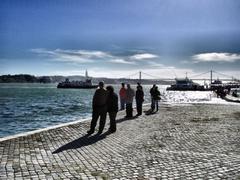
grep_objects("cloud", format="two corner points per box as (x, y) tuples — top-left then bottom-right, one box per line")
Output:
(192, 52), (240, 63)
(108, 52), (158, 65)
(109, 59), (136, 64)
(31, 48), (159, 66)
(54, 49), (111, 59)
(31, 48), (55, 55)
(147, 61), (166, 68)
(31, 48), (111, 63)
(130, 53), (158, 60)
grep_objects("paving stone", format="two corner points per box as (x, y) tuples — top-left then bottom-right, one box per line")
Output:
(0, 104), (240, 179)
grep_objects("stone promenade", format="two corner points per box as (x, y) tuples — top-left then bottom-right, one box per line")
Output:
(0, 104), (240, 179)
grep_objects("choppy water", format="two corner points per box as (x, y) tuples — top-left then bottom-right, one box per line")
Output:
(0, 83), (238, 138)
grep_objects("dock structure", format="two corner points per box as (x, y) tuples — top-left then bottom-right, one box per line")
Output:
(0, 104), (240, 179)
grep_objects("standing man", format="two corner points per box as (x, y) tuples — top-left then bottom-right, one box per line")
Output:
(150, 84), (156, 112)
(125, 84), (135, 118)
(106, 86), (118, 133)
(87, 81), (108, 135)
(152, 86), (161, 112)
(119, 83), (126, 110)
(136, 86), (144, 116)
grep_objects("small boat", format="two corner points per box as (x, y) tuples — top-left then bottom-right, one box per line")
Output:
(210, 79), (240, 90)
(57, 70), (98, 89)
(223, 95), (240, 103)
(222, 89), (240, 103)
(166, 77), (205, 91)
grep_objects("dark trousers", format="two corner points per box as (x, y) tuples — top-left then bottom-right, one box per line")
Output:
(126, 103), (133, 117)
(151, 97), (155, 111)
(108, 111), (117, 132)
(136, 101), (143, 115)
(151, 98), (159, 111)
(90, 107), (107, 133)
(155, 100), (159, 111)
(120, 98), (125, 110)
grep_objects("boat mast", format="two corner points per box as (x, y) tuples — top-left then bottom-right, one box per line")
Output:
(139, 71), (142, 84)
(85, 70), (88, 78)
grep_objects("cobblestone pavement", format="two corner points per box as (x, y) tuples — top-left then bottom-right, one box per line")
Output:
(0, 104), (240, 179)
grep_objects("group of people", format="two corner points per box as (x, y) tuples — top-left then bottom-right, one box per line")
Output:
(150, 84), (161, 112)
(87, 82), (161, 135)
(87, 82), (118, 135)
(119, 82), (144, 117)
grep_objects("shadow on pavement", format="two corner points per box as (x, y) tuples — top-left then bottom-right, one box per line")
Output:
(52, 131), (110, 154)
(144, 109), (157, 116)
(116, 115), (138, 124)
(53, 115), (139, 154)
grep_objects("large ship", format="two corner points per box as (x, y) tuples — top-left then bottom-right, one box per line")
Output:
(166, 77), (205, 91)
(57, 71), (98, 89)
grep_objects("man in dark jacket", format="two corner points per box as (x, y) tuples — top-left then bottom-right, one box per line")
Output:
(152, 86), (161, 112)
(87, 81), (108, 135)
(150, 84), (156, 111)
(135, 86), (144, 116)
(106, 86), (118, 133)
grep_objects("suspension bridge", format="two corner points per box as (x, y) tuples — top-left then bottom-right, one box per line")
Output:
(119, 70), (240, 84)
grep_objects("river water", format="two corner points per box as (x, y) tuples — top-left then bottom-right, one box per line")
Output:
(0, 83), (238, 138)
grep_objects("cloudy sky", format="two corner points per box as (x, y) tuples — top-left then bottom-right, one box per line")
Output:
(1, 0), (240, 79)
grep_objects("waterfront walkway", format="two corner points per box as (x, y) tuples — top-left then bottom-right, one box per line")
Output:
(0, 104), (240, 179)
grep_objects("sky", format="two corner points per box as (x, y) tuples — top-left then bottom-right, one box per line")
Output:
(1, 0), (240, 79)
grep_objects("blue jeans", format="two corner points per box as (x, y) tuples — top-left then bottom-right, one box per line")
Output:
(151, 98), (159, 111)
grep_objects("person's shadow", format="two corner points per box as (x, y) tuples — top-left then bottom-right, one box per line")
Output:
(52, 115), (139, 154)
(52, 132), (110, 154)
(116, 115), (138, 123)
(144, 109), (157, 116)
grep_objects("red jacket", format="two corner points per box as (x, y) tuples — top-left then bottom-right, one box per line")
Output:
(119, 87), (126, 99)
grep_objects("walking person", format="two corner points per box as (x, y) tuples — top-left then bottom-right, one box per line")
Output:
(125, 84), (135, 118)
(135, 86), (144, 116)
(152, 86), (161, 112)
(119, 83), (126, 110)
(150, 84), (156, 111)
(87, 81), (108, 135)
(106, 86), (118, 133)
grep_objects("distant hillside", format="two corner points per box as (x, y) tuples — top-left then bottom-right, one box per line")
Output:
(0, 74), (172, 85)
(0, 74), (85, 83)
(0, 74), (39, 83)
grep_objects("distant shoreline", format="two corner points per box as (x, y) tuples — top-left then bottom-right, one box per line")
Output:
(0, 74), (173, 85)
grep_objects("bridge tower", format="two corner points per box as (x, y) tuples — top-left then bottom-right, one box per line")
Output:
(210, 70), (213, 84)
(139, 71), (142, 84)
